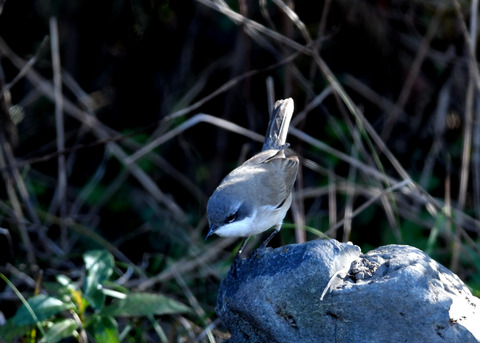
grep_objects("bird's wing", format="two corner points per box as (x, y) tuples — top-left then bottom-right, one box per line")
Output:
(248, 155), (298, 208)
(264, 155), (299, 194)
(242, 148), (282, 166)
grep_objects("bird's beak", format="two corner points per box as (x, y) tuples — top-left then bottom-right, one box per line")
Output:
(205, 225), (217, 240)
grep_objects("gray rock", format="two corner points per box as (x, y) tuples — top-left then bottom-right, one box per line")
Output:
(216, 239), (480, 343)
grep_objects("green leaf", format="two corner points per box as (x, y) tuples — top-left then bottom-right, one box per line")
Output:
(12, 294), (73, 326)
(56, 274), (79, 291)
(0, 319), (33, 342)
(39, 318), (78, 343)
(83, 250), (114, 310)
(101, 293), (190, 317)
(91, 315), (119, 343)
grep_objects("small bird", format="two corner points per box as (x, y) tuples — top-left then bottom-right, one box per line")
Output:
(206, 98), (299, 255)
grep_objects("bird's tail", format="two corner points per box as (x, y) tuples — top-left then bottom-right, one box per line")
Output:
(262, 98), (294, 151)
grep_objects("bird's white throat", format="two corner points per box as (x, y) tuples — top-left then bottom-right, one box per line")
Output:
(213, 203), (289, 238)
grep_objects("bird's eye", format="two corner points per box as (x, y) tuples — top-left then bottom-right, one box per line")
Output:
(226, 213), (237, 223)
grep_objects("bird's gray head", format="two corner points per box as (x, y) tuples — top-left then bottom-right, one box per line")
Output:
(206, 188), (255, 239)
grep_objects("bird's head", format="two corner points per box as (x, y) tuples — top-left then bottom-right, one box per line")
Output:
(206, 187), (256, 239)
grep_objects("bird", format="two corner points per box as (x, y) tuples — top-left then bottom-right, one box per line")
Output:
(206, 98), (299, 256)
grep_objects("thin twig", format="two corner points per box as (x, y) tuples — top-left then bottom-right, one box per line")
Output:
(451, 0), (479, 271)
(125, 113), (264, 165)
(343, 129), (359, 242)
(1, 36), (49, 98)
(419, 77), (451, 189)
(453, 0), (480, 94)
(135, 236), (238, 291)
(0, 136), (36, 264)
(196, 0), (309, 53)
(473, 100), (480, 220)
(173, 269), (216, 343)
(290, 86), (333, 127)
(291, 177), (306, 243)
(0, 36), (186, 220)
(49, 17), (68, 249)
(382, 7), (443, 139)
(324, 179), (412, 237)
(2, 146), (39, 226)
(327, 166), (337, 235)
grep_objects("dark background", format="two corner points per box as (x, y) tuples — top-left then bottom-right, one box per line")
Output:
(0, 0), (479, 340)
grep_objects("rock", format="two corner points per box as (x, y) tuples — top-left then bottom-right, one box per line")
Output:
(216, 239), (480, 343)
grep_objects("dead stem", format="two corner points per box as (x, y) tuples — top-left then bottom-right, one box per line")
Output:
(49, 17), (68, 250)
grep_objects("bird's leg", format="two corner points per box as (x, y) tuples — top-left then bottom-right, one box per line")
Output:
(237, 237), (250, 257)
(259, 224), (281, 250)
(232, 237), (249, 278)
(249, 225), (281, 260)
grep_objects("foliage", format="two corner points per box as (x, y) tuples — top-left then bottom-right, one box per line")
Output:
(0, 250), (190, 342)
(0, 0), (479, 341)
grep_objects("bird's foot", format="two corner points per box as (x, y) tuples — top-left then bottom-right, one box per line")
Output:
(248, 247), (261, 261)
(257, 227), (280, 251)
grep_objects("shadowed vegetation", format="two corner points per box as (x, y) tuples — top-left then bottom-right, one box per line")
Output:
(0, 0), (479, 341)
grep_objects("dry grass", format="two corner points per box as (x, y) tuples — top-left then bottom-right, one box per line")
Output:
(0, 0), (479, 341)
